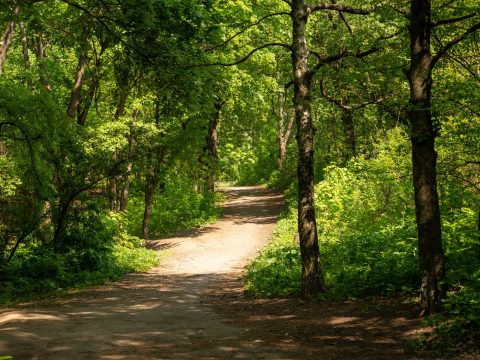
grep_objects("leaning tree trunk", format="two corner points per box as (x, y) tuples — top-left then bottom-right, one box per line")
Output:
(291, 0), (325, 298)
(407, 0), (445, 315)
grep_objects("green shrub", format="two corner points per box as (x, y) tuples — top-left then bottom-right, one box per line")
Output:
(245, 128), (420, 298)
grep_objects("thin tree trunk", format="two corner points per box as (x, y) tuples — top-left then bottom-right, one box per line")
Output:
(109, 87), (131, 211)
(0, 7), (19, 76)
(19, 21), (30, 71)
(53, 202), (70, 253)
(277, 89), (294, 170)
(141, 175), (158, 240)
(204, 100), (225, 192)
(291, 0), (325, 298)
(67, 47), (87, 118)
(141, 152), (166, 240)
(36, 32), (51, 92)
(341, 109), (356, 160)
(119, 117), (136, 211)
(109, 151), (119, 212)
(407, 0), (445, 315)
(77, 82), (95, 126)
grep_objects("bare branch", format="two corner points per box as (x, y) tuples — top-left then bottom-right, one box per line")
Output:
(206, 12), (290, 52)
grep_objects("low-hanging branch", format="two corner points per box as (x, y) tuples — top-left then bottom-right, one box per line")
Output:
(206, 12), (291, 53)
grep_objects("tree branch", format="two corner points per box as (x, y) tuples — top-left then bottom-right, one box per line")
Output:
(319, 80), (388, 110)
(431, 21), (480, 68)
(206, 12), (291, 52)
(309, 3), (370, 15)
(431, 13), (476, 28)
(58, 0), (154, 64)
(310, 46), (379, 75)
(197, 42), (291, 67)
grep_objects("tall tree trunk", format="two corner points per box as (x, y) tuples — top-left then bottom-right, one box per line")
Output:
(407, 0), (444, 315)
(0, 7), (19, 76)
(119, 117), (136, 211)
(36, 32), (51, 92)
(67, 47), (87, 118)
(291, 0), (325, 298)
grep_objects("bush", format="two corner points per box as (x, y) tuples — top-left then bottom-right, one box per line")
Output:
(245, 128), (420, 298)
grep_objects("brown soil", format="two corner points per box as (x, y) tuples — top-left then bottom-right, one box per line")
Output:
(0, 186), (474, 359)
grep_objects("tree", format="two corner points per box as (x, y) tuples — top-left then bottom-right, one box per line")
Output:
(406, 0), (480, 315)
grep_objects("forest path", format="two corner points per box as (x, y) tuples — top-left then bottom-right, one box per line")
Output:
(1, 186), (444, 359)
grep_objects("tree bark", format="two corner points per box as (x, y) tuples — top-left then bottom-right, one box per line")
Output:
(0, 7), (19, 76)
(407, 0), (445, 315)
(291, 0), (325, 298)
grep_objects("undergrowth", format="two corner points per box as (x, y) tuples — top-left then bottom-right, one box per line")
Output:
(244, 128), (480, 349)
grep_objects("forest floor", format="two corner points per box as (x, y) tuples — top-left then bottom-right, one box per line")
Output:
(0, 186), (476, 359)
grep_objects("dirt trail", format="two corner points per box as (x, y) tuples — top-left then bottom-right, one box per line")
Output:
(0, 186), (458, 359)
